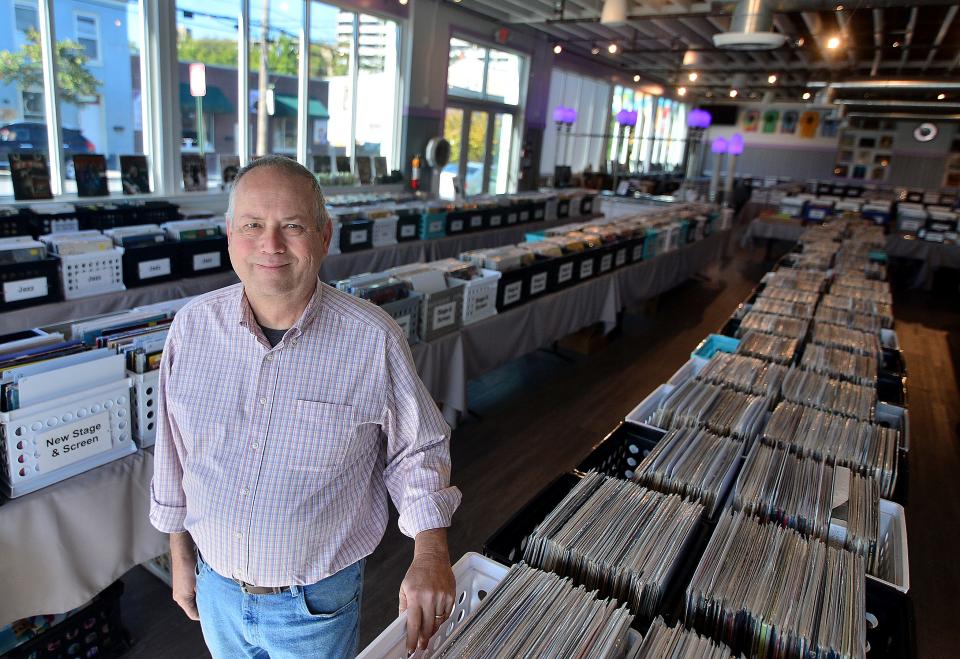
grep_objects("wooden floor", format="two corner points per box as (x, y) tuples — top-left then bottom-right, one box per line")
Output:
(117, 233), (960, 658)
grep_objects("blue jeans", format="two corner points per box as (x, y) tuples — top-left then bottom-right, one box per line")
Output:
(195, 556), (364, 659)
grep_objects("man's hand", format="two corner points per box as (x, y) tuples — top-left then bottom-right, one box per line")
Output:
(399, 528), (455, 653)
(170, 532), (200, 621)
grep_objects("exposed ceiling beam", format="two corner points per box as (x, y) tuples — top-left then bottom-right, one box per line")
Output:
(922, 5), (958, 72)
(897, 6), (918, 75)
(870, 9), (883, 77)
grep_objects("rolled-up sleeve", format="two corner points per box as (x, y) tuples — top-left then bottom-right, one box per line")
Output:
(149, 320), (188, 533)
(382, 333), (462, 538)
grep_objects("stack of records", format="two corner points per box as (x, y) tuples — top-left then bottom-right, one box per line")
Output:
(814, 306), (884, 335)
(832, 274), (890, 295)
(629, 618), (735, 659)
(736, 310), (809, 341)
(787, 252), (834, 271)
(653, 380), (769, 441)
(763, 401), (898, 497)
(757, 287), (820, 307)
(750, 296), (816, 319)
(811, 322), (882, 358)
(736, 330), (799, 364)
(523, 471), (703, 618)
(432, 563), (635, 658)
(732, 443), (879, 556)
(781, 367), (876, 420)
(830, 283), (892, 307)
(685, 511), (866, 659)
(799, 344), (878, 387)
(696, 352), (787, 398)
(631, 427), (742, 517)
(764, 269), (827, 292)
(819, 294), (894, 327)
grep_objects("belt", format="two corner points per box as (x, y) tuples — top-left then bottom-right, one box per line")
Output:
(235, 580), (292, 596)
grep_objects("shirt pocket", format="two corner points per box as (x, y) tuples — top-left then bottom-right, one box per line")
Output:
(285, 400), (365, 473)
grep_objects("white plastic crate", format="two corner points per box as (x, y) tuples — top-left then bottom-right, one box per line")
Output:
(371, 215), (399, 248)
(870, 499), (910, 593)
(381, 292), (423, 344)
(625, 383), (675, 430)
(358, 552), (640, 659)
(357, 552), (508, 659)
(0, 379), (137, 498)
(131, 370), (160, 448)
(59, 248), (126, 299)
(461, 269), (501, 325)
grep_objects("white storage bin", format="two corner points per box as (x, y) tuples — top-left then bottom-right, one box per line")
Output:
(58, 248), (126, 299)
(624, 383), (675, 430)
(358, 552), (640, 659)
(0, 379), (137, 497)
(460, 269), (501, 325)
(131, 370), (160, 448)
(870, 499), (910, 593)
(371, 215), (399, 248)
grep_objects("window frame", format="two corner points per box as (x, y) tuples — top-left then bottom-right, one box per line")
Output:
(73, 10), (102, 67)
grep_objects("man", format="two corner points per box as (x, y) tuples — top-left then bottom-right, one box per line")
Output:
(150, 155), (461, 658)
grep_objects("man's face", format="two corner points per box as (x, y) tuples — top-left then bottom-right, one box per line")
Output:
(226, 167), (331, 300)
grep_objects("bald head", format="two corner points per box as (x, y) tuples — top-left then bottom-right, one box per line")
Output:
(225, 155), (329, 230)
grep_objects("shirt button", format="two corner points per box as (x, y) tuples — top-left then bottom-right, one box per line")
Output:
(235, 532), (242, 539)
(241, 487), (250, 495)
(259, 397), (267, 405)
(291, 339), (298, 346)
(251, 442), (259, 450)
(265, 353), (274, 361)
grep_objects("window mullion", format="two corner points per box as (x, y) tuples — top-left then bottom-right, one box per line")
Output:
(238, 0), (251, 166)
(348, 12), (359, 160)
(38, 0), (64, 195)
(296, 0), (310, 167)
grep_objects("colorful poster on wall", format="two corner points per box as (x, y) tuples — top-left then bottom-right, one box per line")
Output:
(821, 115), (840, 138)
(762, 110), (779, 133)
(781, 111), (798, 134)
(742, 110), (760, 132)
(799, 111), (820, 138)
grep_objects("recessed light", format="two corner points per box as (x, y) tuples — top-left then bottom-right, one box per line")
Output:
(796, 37), (805, 47)
(768, 74), (777, 84)
(827, 36), (840, 49)
(836, 4), (844, 10)
(729, 89), (738, 98)
(553, 44), (562, 54)
(802, 91), (812, 100)
(608, 43), (618, 54)
(892, 41), (900, 48)
(688, 72), (698, 82)
(678, 86), (687, 96)
(633, 74), (640, 82)
(938, 93), (947, 100)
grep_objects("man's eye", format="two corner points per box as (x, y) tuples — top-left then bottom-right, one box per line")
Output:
(243, 223), (262, 230)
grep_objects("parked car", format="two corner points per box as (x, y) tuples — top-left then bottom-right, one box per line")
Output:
(0, 122), (95, 177)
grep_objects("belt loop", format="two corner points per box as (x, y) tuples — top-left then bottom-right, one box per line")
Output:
(289, 585), (300, 597)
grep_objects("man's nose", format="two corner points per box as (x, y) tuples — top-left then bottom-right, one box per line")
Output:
(259, 225), (286, 252)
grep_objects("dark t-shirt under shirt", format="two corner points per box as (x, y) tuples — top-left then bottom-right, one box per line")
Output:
(259, 325), (288, 348)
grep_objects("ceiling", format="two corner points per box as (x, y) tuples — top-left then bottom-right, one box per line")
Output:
(459, 0), (960, 107)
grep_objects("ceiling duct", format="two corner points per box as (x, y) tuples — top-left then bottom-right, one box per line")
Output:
(713, 0), (786, 50)
(600, 0), (628, 26)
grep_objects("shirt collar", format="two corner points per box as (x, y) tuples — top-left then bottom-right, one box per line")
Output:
(236, 278), (324, 340)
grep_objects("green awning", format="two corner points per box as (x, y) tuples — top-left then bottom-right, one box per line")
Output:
(272, 94), (329, 119)
(179, 83), (234, 114)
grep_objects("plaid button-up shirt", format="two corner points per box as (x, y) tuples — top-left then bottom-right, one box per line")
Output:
(149, 281), (461, 587)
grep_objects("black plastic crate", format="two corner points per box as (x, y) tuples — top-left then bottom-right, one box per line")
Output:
(338, 218), (373, 252)
(0, 258), (62, 311)
(548, 253), (578, 292)
(465, 208), (485, 232)
(495, 268), (526, 312)
(573, 247), (601, 283)
(0, 209), (36, 239)
(575, 421), (666, 481)
(877, 372), (906, 407)
(121, 241), (182, 287)
(136, 201), (180, 224)
(503, 206), (520, 226)
(594, 244), (617, 276)
(31, 208), (80, 235)
(76, 204), (135, 231)
(484, 206), (507, 230)
(881, 348), (906, 377)
(395, 213), (420, 242)
(865, 579), (917, 659)
(580, 194), (596, 217)
(524, 259), (552, 303)
(482, 470), (712, 631)
(6, 582), (129, 659)
(482, 472), (583, 566)
(176, 237), (231, 277)
(610, 239), (634, 270)
(890, 449), (909, 506)
(530, 200), (547, 223)
(515, 202), (535, 224)
(445, 209), (470, 235)
(556, 198), (571, 219)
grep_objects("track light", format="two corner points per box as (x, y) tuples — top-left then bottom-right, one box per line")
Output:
(729, 89), (738, 98)
(633, 74), (640, 82)
(827, 36), (841, 49)
(688, 72), (698, 82)
(553, 44), (562, 54)
(678, 87), (687, 96)
(591, 46), (600, 55)
(802, 91), (811, 100)
(608, 43), (618, 54)
(768, 74), (777, 84)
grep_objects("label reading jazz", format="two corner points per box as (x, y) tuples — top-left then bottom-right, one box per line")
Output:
(433, 301), (457, 330)
(193, 251), (221, 271)
(529, 272), (547, 296)
(4, 277), (47, 302)
(503, 281), (522, 305)
(557, 262), (574, 283)
(350, 230), (368, 245)
(450, 220), (464, 232)
(534, 209), (544, 220)
(139, 258), (171, 280)
(615, 249), (627, 267)
(470, 215), (483, 228)
(520, 210), (530, 222)
(76, 271), (105, 288)
(400, 224), (417, 238)
(396, 314), (412, 339)
(37, 411), (112, 472)
(633, 245), (644, 261)
(580, 260), (594, 279)
(600, 254), (613, 272)
(489, 214), (502, 227)
(506, 213), (518, 224)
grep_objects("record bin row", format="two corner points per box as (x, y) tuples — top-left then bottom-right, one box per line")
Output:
(475, 216), (915, 659)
